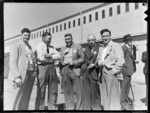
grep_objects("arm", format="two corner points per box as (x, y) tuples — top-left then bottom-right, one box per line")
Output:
(9, 44), (21, 79)
(35, 46), (49, 63)
(112, 44), (125, 74)
(73, 46), (84, 66)
(142, 51), (147, 63)
(51, 48), (61, 60)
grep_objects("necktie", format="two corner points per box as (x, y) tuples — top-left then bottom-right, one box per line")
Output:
(47, 45), (49, 53)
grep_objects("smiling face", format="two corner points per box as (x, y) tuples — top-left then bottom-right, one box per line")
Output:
(101, 31), (111, 45)
(22, 32), (30, 43)
(65, 35), (73, 47)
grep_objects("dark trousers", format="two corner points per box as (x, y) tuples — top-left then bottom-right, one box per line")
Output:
(82, 69), (101, 110)
(101, 67), (120, 110)
(13, 70), (35, 110)
(61, 65), (82, 110)
(35, 64), (58, 110)
(120, 75), (131, 102)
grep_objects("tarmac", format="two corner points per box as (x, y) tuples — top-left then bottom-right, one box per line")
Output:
(3, 78), (148, 111)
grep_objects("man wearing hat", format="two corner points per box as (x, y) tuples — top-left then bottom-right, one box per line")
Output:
(120, 34), (136, 110)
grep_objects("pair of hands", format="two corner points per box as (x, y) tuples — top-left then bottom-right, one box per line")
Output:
(44, 53), (52, 59)
(63, 61), (74, 66)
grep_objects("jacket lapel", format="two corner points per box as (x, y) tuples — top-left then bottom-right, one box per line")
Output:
(104, 41), (113, 59)
(20, 41), (28, 57)
(72, 43), (77, 60)
(125, 45), (134, 60)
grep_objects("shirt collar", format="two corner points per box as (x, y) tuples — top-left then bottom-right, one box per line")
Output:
(125, 44), (130, 48)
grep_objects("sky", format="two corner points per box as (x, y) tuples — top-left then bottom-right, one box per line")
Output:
(4, 3), (101, 39)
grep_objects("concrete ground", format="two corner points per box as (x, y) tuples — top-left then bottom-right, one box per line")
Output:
(4, 78), (147, 111)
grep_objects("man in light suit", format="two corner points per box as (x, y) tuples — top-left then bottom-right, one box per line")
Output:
(96, 29), (124, 110)
(60, 33), (84, 110)
(120, 34), (136, 110)
(81, 34), (101, 110)
(9, 28), (37, 110)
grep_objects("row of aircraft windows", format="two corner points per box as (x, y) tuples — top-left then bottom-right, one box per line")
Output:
(5, 3), (139, 47)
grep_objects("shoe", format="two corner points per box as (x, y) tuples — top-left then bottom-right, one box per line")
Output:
(141, 97), (146, 103)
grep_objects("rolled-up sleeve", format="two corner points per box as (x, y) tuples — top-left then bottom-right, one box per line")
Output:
(9, 44), (20, 78)
(51, 48), (61, 60)
(35, 46), (47, 62)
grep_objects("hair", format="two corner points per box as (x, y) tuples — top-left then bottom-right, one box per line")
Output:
(21, 28), (31, 34)
(87, 34), (96, 40)
(100, 29), (111, 36)
(64, 33), (72, 39)
(42, 32), (51, 38)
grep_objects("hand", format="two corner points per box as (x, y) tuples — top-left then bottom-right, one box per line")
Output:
(14, 77), (22, 87)
(88, 63), (95, 68)
(69, 61), (74, 66)
(97, 61), (103, 67)
(44, 53), (51, 59)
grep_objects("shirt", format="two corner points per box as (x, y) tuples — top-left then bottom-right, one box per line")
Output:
(35, 41), (60, 64)
(101, 45), (108, 65)
(63, 46), (73, 64)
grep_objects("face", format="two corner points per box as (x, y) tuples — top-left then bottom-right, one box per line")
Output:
(126, 40), (132, 47)
(65, 35), (72, 47)
(43, 35), (52, 45)
(101, 31), (111, 45)
(22, 32), (30, 43)
(87, 35), (96, 47)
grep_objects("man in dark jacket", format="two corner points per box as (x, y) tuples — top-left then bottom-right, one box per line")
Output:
(60, 33), (84, 110)
(121, 34), (136, 110)
(141, 45), (148, 106)
(81, 34), (101, 110)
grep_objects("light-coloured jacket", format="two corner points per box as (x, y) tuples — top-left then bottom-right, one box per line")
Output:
(97, 41), (125, 80)
(8, 41), (36, 82)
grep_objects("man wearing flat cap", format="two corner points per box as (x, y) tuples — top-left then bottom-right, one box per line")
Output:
(120, 34), (136, 110)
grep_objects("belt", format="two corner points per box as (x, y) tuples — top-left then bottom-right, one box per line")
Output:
(38, 63), (54, 66)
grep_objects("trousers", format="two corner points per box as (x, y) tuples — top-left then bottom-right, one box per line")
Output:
(13, 70), (35, 110)
(61, 65), (82, 110)
(35, 64), (58, 110)
(82, 68), (101, 110)
(101, 67), (120, 110)
(120, 75), (131, 101)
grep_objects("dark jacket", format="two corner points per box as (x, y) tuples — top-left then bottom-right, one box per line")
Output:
(121, 44), (136, 76)
(81, 43), (100, 80)
(142, 51), (148, 75)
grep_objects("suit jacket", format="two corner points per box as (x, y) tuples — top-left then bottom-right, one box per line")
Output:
(60, 43), (84, 76)
(97, 41), (124, 80)
(81, 43), (100, 80)
(142, 51), (147, 75)
(121, 44), (136, 76)
(8, 41), (36, 82)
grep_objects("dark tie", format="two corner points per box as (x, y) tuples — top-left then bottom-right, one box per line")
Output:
(47, 45), (49, 53)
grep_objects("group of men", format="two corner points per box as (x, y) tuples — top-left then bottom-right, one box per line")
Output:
(9, 27), (144, 110)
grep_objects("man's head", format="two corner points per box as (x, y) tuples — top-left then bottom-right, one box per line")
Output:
(21, 28), (31, 43)
(123, 34), (132, 47)
(100, 29), (111, 45)
(87, 34), (96, 48)
(42, 32), (52, 45)
(64, 33), (73, 47)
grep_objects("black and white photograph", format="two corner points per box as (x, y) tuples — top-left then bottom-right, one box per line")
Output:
(3, 2), (148, 111)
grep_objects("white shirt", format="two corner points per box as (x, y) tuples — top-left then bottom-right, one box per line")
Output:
(101, 46), (108, 65)
(35, 41), (60, 64)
